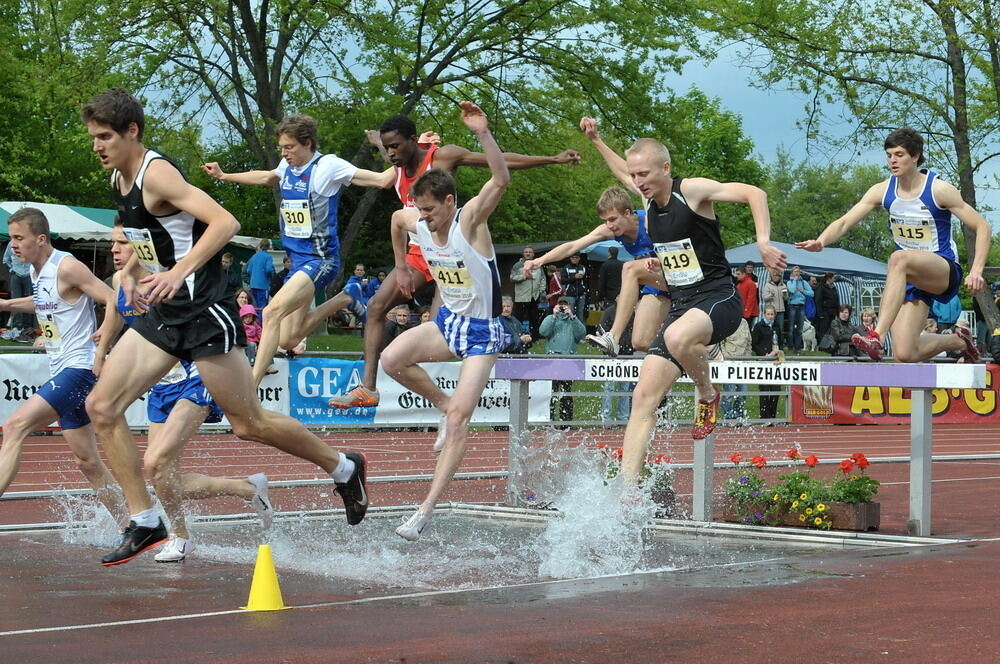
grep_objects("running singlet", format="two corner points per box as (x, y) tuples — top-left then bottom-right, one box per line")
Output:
(112, 150), (224, 325)
(882, 169), (958, 262)
(395, 145), (439, 208)
(32, 250), (96, 375)
(274, 153), (357, 261)
(615, 209), (654, 258)
(116, 288), (200, 386)
(415, 208), (502, 319)
(646, 178), (730, 291)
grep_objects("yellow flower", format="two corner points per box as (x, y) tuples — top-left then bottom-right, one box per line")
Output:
(792, 500), (799, 508)
(805, 508), (814, 514)
(817, 504), (827, 511)
(773, 494), (779, 501)
(798, 514), (807, 522)
(814, 517), (822, 525)
(800, 493), (809, 500)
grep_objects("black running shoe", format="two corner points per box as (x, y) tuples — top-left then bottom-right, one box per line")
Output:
(335, 452), (369, 525)
(100, 518), (169, 566)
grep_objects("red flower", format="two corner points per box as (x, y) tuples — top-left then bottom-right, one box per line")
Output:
(613, 448), (623, 460)
(804, 455), (819, 468)
(653, 454), (670, 465)
(596, 443), (607, 450)
(787, 447), (801, 460)
(730, 453), (743, 465)
(839, 459), (854, 474)
(855, 454), (871, 469)
(751, 455), (767, 468)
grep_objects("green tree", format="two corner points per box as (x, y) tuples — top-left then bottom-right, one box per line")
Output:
(695, 0), (1000, 325)
(766, 151), (893, 260)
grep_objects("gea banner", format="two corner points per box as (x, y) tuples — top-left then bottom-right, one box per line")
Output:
(289, 357), (552, 425)
(789, 363), (1000, 424)
(0, 354), (289, 428)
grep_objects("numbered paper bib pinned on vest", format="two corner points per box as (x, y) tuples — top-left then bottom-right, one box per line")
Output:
(890, 215), (937, 251)
(39, 315), (62, 351)
(654, 239), (703, 287)
(123, 228), (164, 273)
(429, 257), (474, 301)
(280, 200), (313, 239)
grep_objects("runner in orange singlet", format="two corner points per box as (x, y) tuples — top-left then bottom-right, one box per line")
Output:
(329, 114), (580, 410)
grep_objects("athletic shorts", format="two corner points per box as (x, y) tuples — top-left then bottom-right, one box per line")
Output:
(905, 258), (962, 306)
(36, 367), (97, 431)
(132, 301), (246, 363)
(640, 285), (671, 299)
(406, 243), (434, 282)
(648, 279), (742, 359)
(435, 305), (510, 359)
(288, 255), (338, 291)
(147, 375), (224, 424)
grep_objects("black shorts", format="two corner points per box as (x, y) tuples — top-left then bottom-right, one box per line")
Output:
(648, 279), (742, 358)
(132, 300), (246, 363)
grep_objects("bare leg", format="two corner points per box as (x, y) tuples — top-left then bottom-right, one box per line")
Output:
(874, 250), (953, 338)
(891, 300), (966, 362)
(252, 271), (317, 386)
(631, 293), (671, 351)
(86, 328), (179, 514)
(61, 425), (129, 526)
(664, 309), (715, 398)
(360, 267), (431, 390)
(621, 355), (680, 479)
(182, 473), (254, 500)
(197, 349), (341, 471)
(418, 354), (497, 513)
(144, 402), (208, 540)
(380, 323), (456, 410)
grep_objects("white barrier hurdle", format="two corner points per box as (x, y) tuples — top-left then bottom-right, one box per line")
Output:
(496, 358), (987, 536)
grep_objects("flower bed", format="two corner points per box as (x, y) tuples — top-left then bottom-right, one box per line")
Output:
(723, 449), (880, 531)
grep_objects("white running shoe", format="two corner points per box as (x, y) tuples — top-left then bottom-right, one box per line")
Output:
(433, 415), (448, 452)
(395, 510), (431, 542)
(154, 535), (195, 562)
(248, 473), (274, 530)
(585, 331), (619, 357)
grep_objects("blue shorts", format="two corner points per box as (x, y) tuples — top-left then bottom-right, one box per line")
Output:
(36, 367), (97, 431)
(147, 375), (223, 424)
(640, 285), (671, 299)
(905, 258), (962, 306)
(288, 255), (338, 291)
(435, 305), (510, 359)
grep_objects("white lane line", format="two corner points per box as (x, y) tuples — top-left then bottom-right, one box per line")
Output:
(881, 475), (1000, 486)
(0, 555), (792, 638)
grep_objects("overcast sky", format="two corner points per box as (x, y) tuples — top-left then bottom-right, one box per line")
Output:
(665, 49), (999, 231)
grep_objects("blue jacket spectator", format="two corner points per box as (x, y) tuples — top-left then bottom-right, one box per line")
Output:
(364, 270), (386, 301)
(245, 239), (275, 308)
(344, 263), (370, 305)
(539, 296), (586, 421)
(931, 294), (962, 330)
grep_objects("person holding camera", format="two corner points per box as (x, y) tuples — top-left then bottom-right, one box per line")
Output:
(539, 296), (586, 421)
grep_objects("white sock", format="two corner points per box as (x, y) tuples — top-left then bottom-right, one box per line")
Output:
(131, 507), (159, 528)
(329, 453), (356, 483)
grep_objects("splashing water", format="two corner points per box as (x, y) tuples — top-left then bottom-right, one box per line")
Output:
(50, 492), (122, 546)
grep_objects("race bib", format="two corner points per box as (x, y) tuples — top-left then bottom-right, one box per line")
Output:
(123, 228), (164, 273)
(280, 200), (312, 239)
(429, 257), (474, 301)
(890, 215), (937, 251)
(654, 239), (703, 287)
(39, 316), (61, 351)
(158, 362), (187, 385)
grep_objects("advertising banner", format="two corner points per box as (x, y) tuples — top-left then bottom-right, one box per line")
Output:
(289, 357), (552, 425)
(0, 354), (289, 429)
(789, 363), (1000, 424)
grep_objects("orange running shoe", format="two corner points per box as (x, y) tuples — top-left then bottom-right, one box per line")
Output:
(328, 385), (380, 409)
(851, 332), (883, 361)
(953, 325), (981, 363)
(691, 389), (721, 440)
